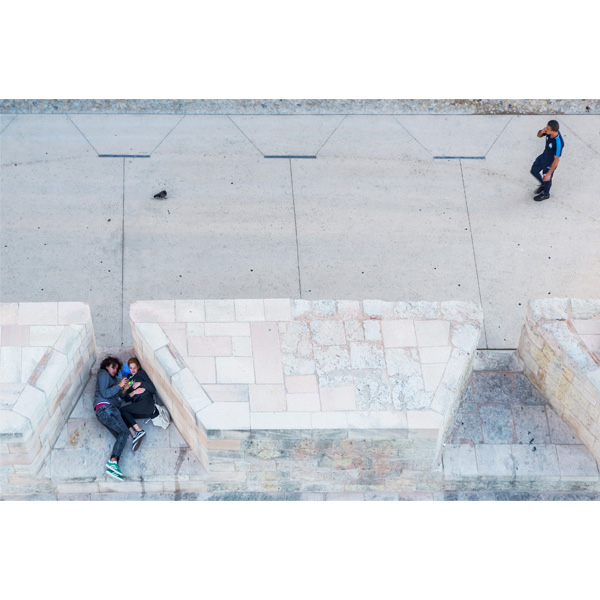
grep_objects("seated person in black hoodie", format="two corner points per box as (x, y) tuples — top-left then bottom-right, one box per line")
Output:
(119, 357), (160, 426)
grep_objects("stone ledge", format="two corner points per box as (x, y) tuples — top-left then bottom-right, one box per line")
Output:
(0, 302), (96, 474)
(517, 298), (600, 464)
(131, 298), (482, 479)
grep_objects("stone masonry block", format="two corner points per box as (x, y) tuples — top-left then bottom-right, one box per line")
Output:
(264, 299), (292, 322)
(205, 300), (235, 322)
(235, 299), (265, 322)
(18, 302), (58, 325)
(249, 384), (286, 412)
(197, 402), (251, 430)
(0, 410), (33, 442)
(0, 303), (18, 325)
(175, 300), (205, 322)
(130, 300), (175, 323)
(58, 302), (91, 325)
(415, 320), (450, 347)
(381, 320), (417, 347)
(251, 322), (283, 384)
(12, 385), (48, 430)
(171, 368), (212, 413)
(134, 323), (170, 351)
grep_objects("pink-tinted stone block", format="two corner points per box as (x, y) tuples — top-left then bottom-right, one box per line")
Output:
(287, 393), (321, 411)
(0, 303), (18, 325)
(18, 302), (58, 325)
(250, 322), (284, 384)
(58, 302), (90, 325)
(215, 357), (255, 384)
(381, 320), (417, 347)
(130, 300), (175, 323)
(580, 334), (600, 354)
(406, 410), (443, 430)
(320, 386), (357, 411)
(1, 326), (30, 347)
(264, 299), (292, 322)
(161, 325), (189, 357)
(414, 320), (450, 347)
(186, 357), (216, 383)
(175, 300), (205, 322)
(202, 385), (249, 403)
(188, 336), (232, 357)
(235, 299), (265, 321)
(421, 363), (446, 392)
(285, 374), (318, 394)
(249, 384), (286, 411)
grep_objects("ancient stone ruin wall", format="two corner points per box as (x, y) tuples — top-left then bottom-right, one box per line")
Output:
(131, 298), (482, 492)
(518, 299), (600, 463)
(0, 303), (96, 477)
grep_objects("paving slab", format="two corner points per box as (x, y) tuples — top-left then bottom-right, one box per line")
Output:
(0, 114), (94, 163)
(2, 112), (598, 353)
(560, 116), (600, 154)
(229, 115), (346, 156)
(151, 115), (261, 157)
(0, 157), (123, 346)
(69, 114), (184, 156)
(395, 115), (513, 157)
(121, 155), (300, 345)
(461, 116), (600, 348)
(290, 156), (480, 309)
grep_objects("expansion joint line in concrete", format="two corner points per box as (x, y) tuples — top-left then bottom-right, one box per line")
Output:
(226, 115), (264, 157)
(459, 159), (488, 348)
(392, 116), (432, 156)
(314, 115), (348, 156)
(289, 160), (303, 297)
(483, 116), (514, 157)
(66, 114), (99, 155)
(148, 114), (187, 155)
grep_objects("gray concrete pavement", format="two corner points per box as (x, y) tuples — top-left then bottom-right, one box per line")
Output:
(1, 113), (599, 349)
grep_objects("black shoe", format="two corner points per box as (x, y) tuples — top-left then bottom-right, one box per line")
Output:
(153, 190), (167, 199)
(534, 184), (544, 194)
(534, 192), (550, 201)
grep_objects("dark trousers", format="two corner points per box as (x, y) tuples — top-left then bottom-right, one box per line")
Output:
(120, 395), (156, 420)
(530, 155), (555, 195)
(96, 404), (129, 461)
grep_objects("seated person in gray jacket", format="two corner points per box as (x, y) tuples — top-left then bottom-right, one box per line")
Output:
(119, 357), (160, 422)
(95, 356), (147, 481)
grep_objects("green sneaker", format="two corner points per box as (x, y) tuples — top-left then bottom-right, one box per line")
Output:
(106, 460), (123, 480)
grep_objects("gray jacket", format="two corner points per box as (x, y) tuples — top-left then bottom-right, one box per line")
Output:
(94, 369), (123, 409)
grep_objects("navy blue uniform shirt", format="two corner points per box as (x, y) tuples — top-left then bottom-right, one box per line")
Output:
(543, 131), (564, 160)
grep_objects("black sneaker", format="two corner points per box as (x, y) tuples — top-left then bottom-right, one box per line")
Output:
(132, 430), (146, 451)
(534, 184), (544, 194)
(534, 192), (550, 201)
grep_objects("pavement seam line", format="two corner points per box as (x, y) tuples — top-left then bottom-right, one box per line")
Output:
(0, 114), (18, 135)
(289, 159), (303, 297)
(459, 158), (488, 349)
(226, 115), (264, 156)
(391, 116), (432, 156)
(149, 114), (187, 155)
(314, 115), (348, 156)
(66, 114), (100, 155)
(483, 115), (514, 157)
(561, 119), (600, 157)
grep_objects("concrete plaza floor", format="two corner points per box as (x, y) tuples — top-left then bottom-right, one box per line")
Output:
(1, 113), (599, 351)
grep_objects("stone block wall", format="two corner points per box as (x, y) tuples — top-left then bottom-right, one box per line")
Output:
(0, 302), (96, 477)
(131, 299), (482, 491)
(518, 299), (600, 463)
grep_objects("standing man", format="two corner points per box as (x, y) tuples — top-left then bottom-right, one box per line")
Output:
(530, 119), (564, 201)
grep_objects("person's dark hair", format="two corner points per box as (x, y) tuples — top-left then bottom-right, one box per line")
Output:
(547, 120), (559, 132)
(127, 357), (141, 369)
(100, 356), (122, 371)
